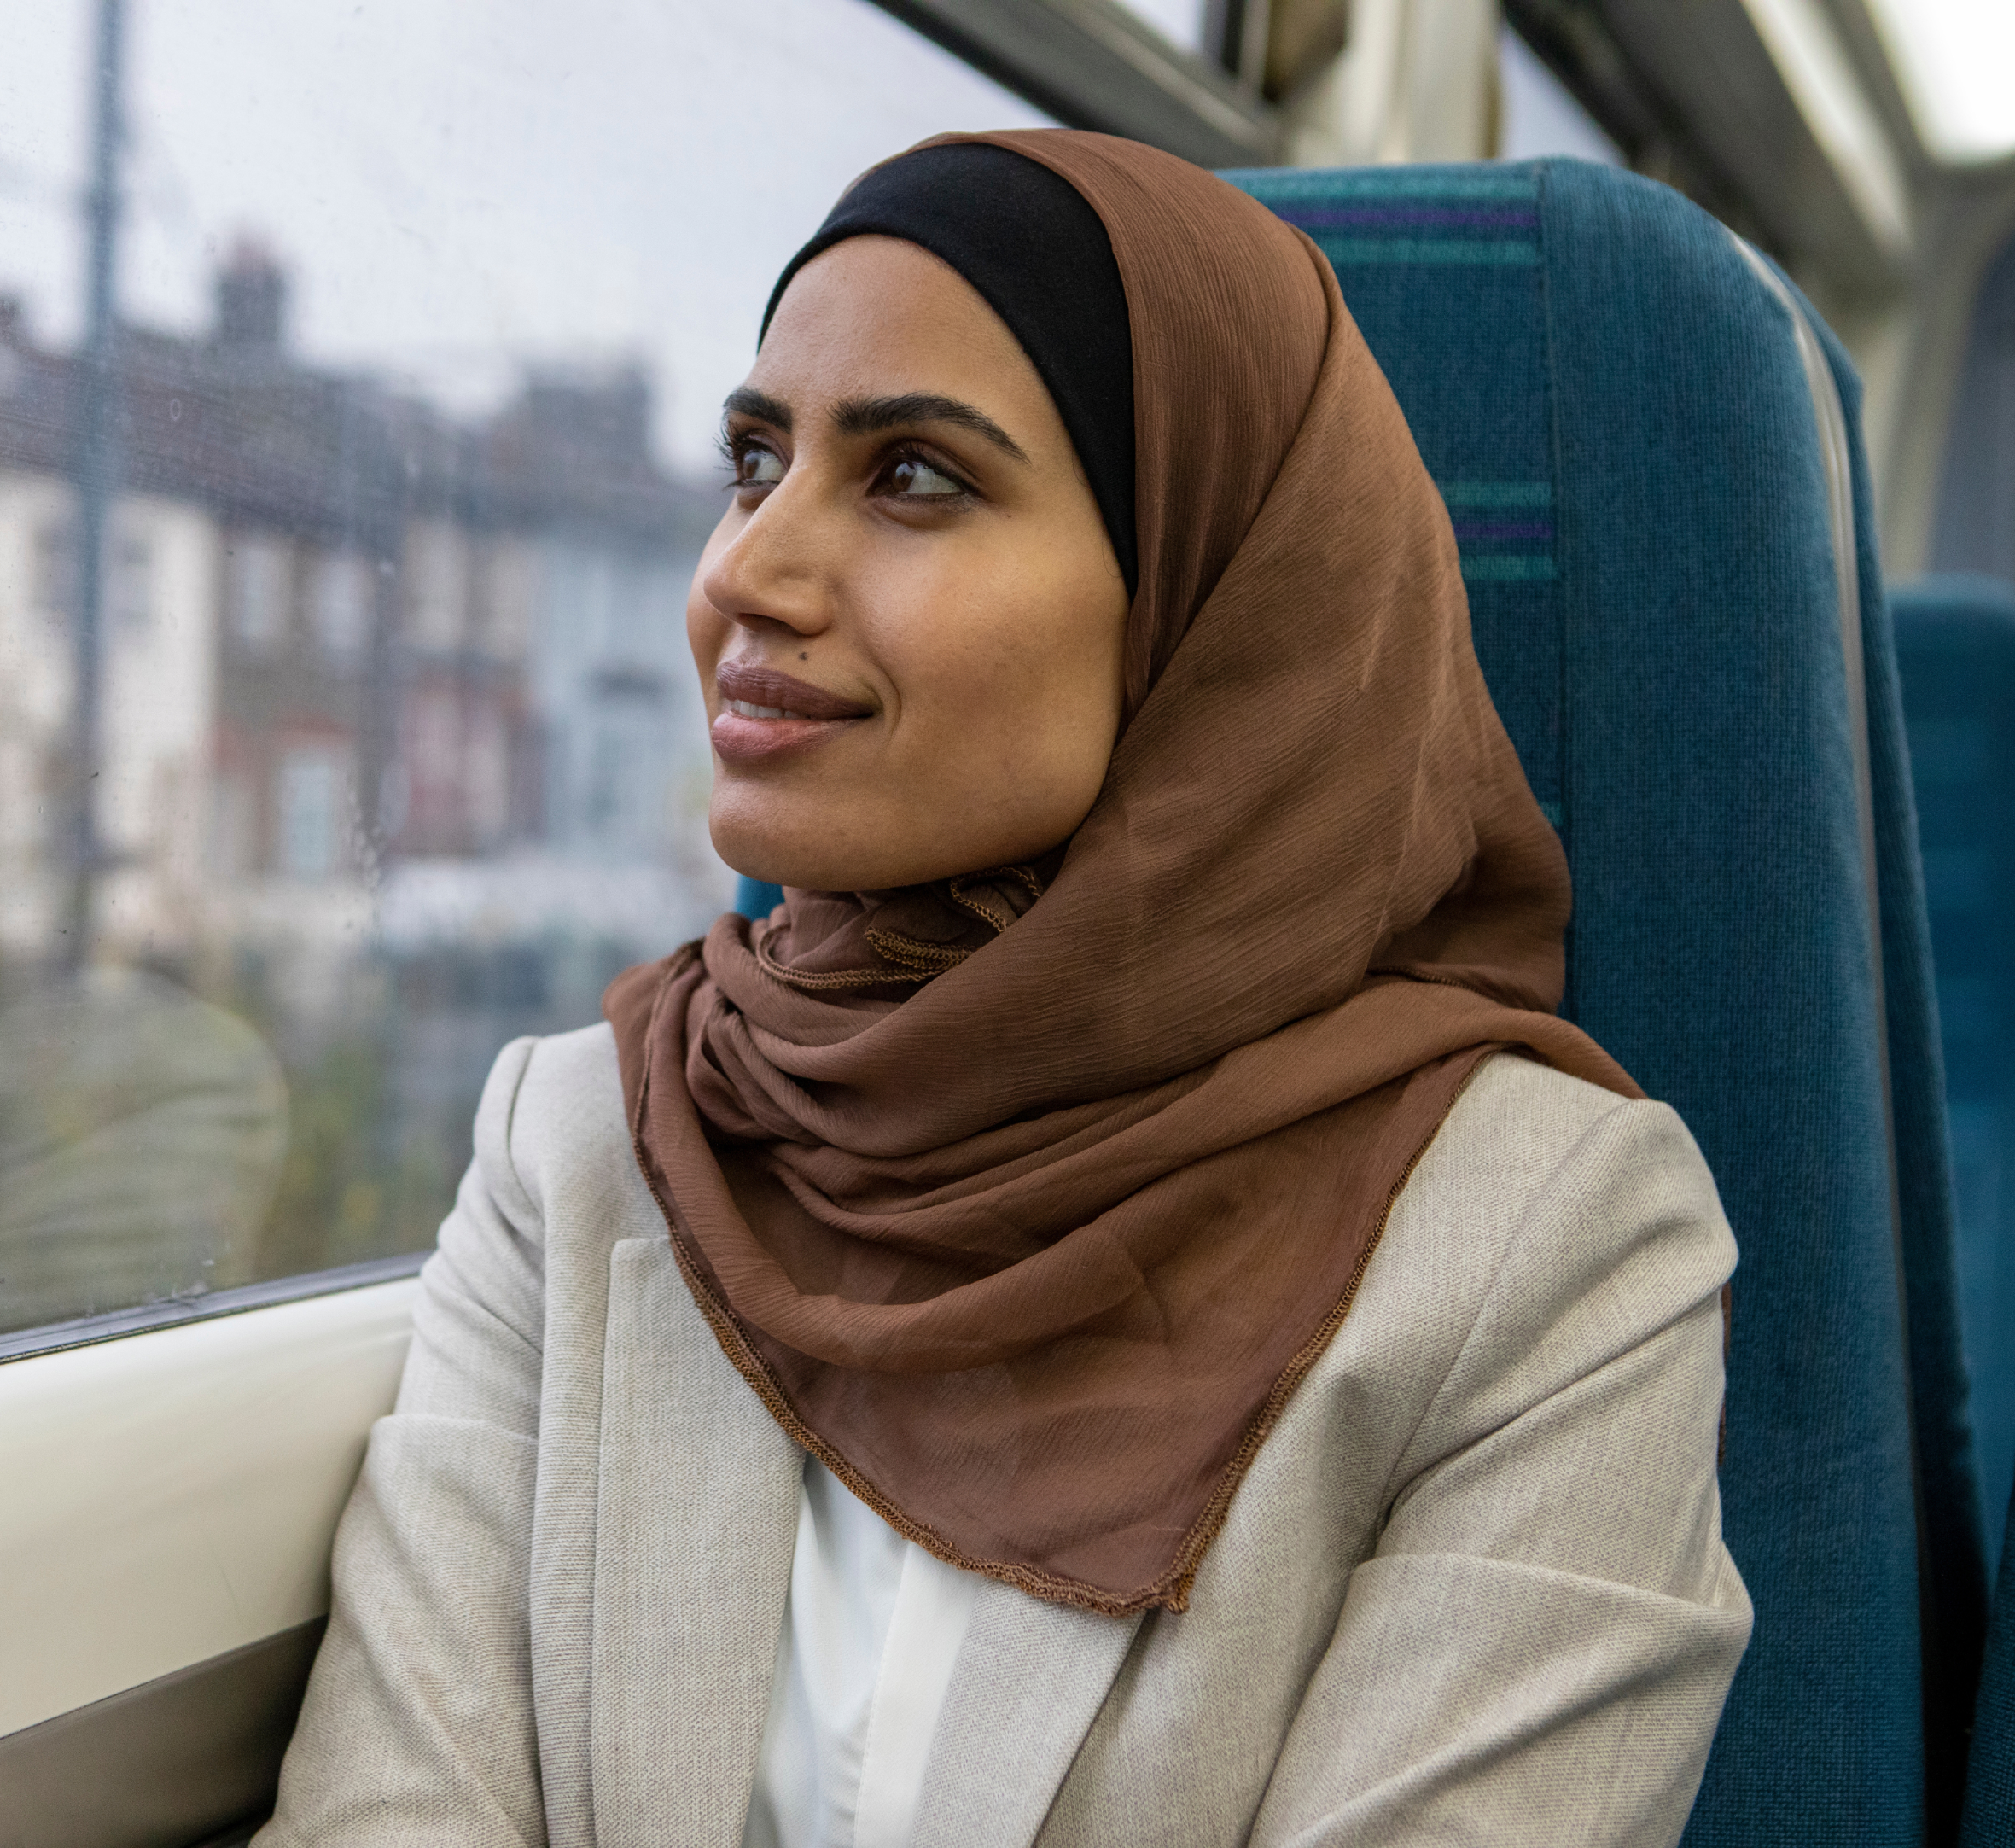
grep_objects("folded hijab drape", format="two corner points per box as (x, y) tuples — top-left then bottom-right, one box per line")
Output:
(605, 129), (1639, 1616)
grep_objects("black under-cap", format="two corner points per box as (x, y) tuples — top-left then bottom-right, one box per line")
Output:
(760, 141), (1138, 597)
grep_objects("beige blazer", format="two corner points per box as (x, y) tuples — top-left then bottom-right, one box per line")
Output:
(259, 1026), (1750, 1847)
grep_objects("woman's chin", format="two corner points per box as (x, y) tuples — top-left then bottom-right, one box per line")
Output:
(710, 808), (896, 894)
(710, 823), (986, 895)
(709, 784), (1079, 894)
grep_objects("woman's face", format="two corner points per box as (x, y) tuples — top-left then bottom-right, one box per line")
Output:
(689, 234), (1131, 891)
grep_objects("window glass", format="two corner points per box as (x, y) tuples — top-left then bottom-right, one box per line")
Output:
(226, 534), (293, 650)
(0, 0), (1048, 1335)
(1113, 0), (1208, 55)
(1497, 26), (1622, 166)
(309, 551), (372, 663)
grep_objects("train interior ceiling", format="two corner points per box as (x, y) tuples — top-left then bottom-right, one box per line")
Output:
(4, 0), (2015, 1844)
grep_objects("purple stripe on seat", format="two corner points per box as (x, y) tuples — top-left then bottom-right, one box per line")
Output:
(1274, 207), (1541, 230)
(1451, 521), (1555, 542)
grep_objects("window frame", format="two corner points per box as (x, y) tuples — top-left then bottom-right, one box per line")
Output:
(0, 1250), (428, 1367)
(869, 0), (1280, 165)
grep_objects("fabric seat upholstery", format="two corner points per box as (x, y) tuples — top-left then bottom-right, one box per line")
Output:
(736, 157), (1986, 1845)
(1895, 575), (2015, 1574)
(1963, 1480), (2015, 1839)
(1893, 576), (2015, 1843)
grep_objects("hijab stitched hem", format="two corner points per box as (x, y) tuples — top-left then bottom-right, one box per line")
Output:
(624, 940), (1499, 1615)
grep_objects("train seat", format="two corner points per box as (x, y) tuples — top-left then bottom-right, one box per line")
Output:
(1895, 574), (2015, 1574)
(1232, 157), (1986, 1847)
(1892, 574), (2015, 1843)
(1965, 1501), (2015, 1840)
(742, 154), (1990, 1843)
(1229, 157), (1986, 1846)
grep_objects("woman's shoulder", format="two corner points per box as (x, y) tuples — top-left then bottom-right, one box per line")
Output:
(1386, 1047), (1733, 1290)
(1353, 1049), (1734, 1438)
(1409, 1050), (1725, 1247)
(1440, 1046), (1646, 1150)
(1254, 1051), (1738, 1559)
(469, 1020), (634, 1224)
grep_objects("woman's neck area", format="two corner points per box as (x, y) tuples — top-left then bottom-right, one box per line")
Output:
(751, 850), (1065, 1000)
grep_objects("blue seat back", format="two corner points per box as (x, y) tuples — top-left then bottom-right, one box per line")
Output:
(736, 158), (1988, 1842)
(1896, 578), (2015, 1843)
(1220, 157), (1984, 1845)
(1963, 1483), (2015, 1840)
(1896, 575), (2015, 1574)
(737, 877), (785, 917)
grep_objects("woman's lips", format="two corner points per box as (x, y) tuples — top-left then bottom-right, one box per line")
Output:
(712, 659), (872, 765)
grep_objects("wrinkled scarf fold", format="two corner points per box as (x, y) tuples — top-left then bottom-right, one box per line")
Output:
(607, 129), (1639, 1614)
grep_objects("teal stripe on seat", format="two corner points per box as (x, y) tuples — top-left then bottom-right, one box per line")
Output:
(1460, 556), (1558, 583)
(1237, 171), (1539, 202)
(1438, 481), (1552, 508)
(1313, 238), (1540, 265)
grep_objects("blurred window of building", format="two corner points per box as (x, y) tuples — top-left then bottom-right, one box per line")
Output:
(465, 700), (511, 850)
(482, 539), (539, 664)
(32, 516), (73, 620)
(208, 768), (256, 878)
(226, 533), (294, 650)
(309, 550), (373, 663)
(276, 743), (349, 880)
(0, 0), (1048, 1339)
(112, 525), (151, 630)
(405, 522), (468, 654)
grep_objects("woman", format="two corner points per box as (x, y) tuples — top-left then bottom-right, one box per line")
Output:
(263, 131), (1750, 1846)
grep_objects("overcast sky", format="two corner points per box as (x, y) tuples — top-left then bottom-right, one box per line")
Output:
(0, 0), (1056, 474)
(0, 1), (1623, 480)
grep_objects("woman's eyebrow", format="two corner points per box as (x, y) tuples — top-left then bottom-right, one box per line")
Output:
(833, 393), (1029, 463)
(724, 385), (792, 429)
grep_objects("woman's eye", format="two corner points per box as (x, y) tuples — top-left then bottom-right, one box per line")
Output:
(735, 446), (784, 487)
(887, 456), (965, 498)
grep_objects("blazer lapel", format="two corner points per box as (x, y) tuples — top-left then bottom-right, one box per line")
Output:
(588, 1236), (801, 1848)
(911, 1582), (1144, 1848)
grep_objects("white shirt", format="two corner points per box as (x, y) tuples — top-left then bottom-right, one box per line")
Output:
(741, 1457), (981, 1848)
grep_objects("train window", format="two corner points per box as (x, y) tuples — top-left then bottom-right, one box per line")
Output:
(1497, 23), (1622, 166)
(1112, 0), (1206, 55)
(0, 0), (1049, 1343)
(1865, 0), (2015, 164)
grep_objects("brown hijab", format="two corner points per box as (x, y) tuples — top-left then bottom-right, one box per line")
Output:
(605, 129), (1639, 1616)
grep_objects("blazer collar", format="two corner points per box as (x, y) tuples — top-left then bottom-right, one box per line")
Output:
(911, 1584), (1144, 1848)
(587, 1236), (1141, 1848)
(589, 1238), (801, 1847)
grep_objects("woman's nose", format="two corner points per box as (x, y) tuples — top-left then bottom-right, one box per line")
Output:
(702, 477), (833, 639)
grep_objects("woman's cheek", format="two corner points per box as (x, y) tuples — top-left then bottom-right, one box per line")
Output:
(684, 578), (730, 684)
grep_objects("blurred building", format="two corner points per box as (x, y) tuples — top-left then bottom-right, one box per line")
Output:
(0, 244), (724, 982)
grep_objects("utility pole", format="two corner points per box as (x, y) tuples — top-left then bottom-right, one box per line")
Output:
(61, 0), (127, 974)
